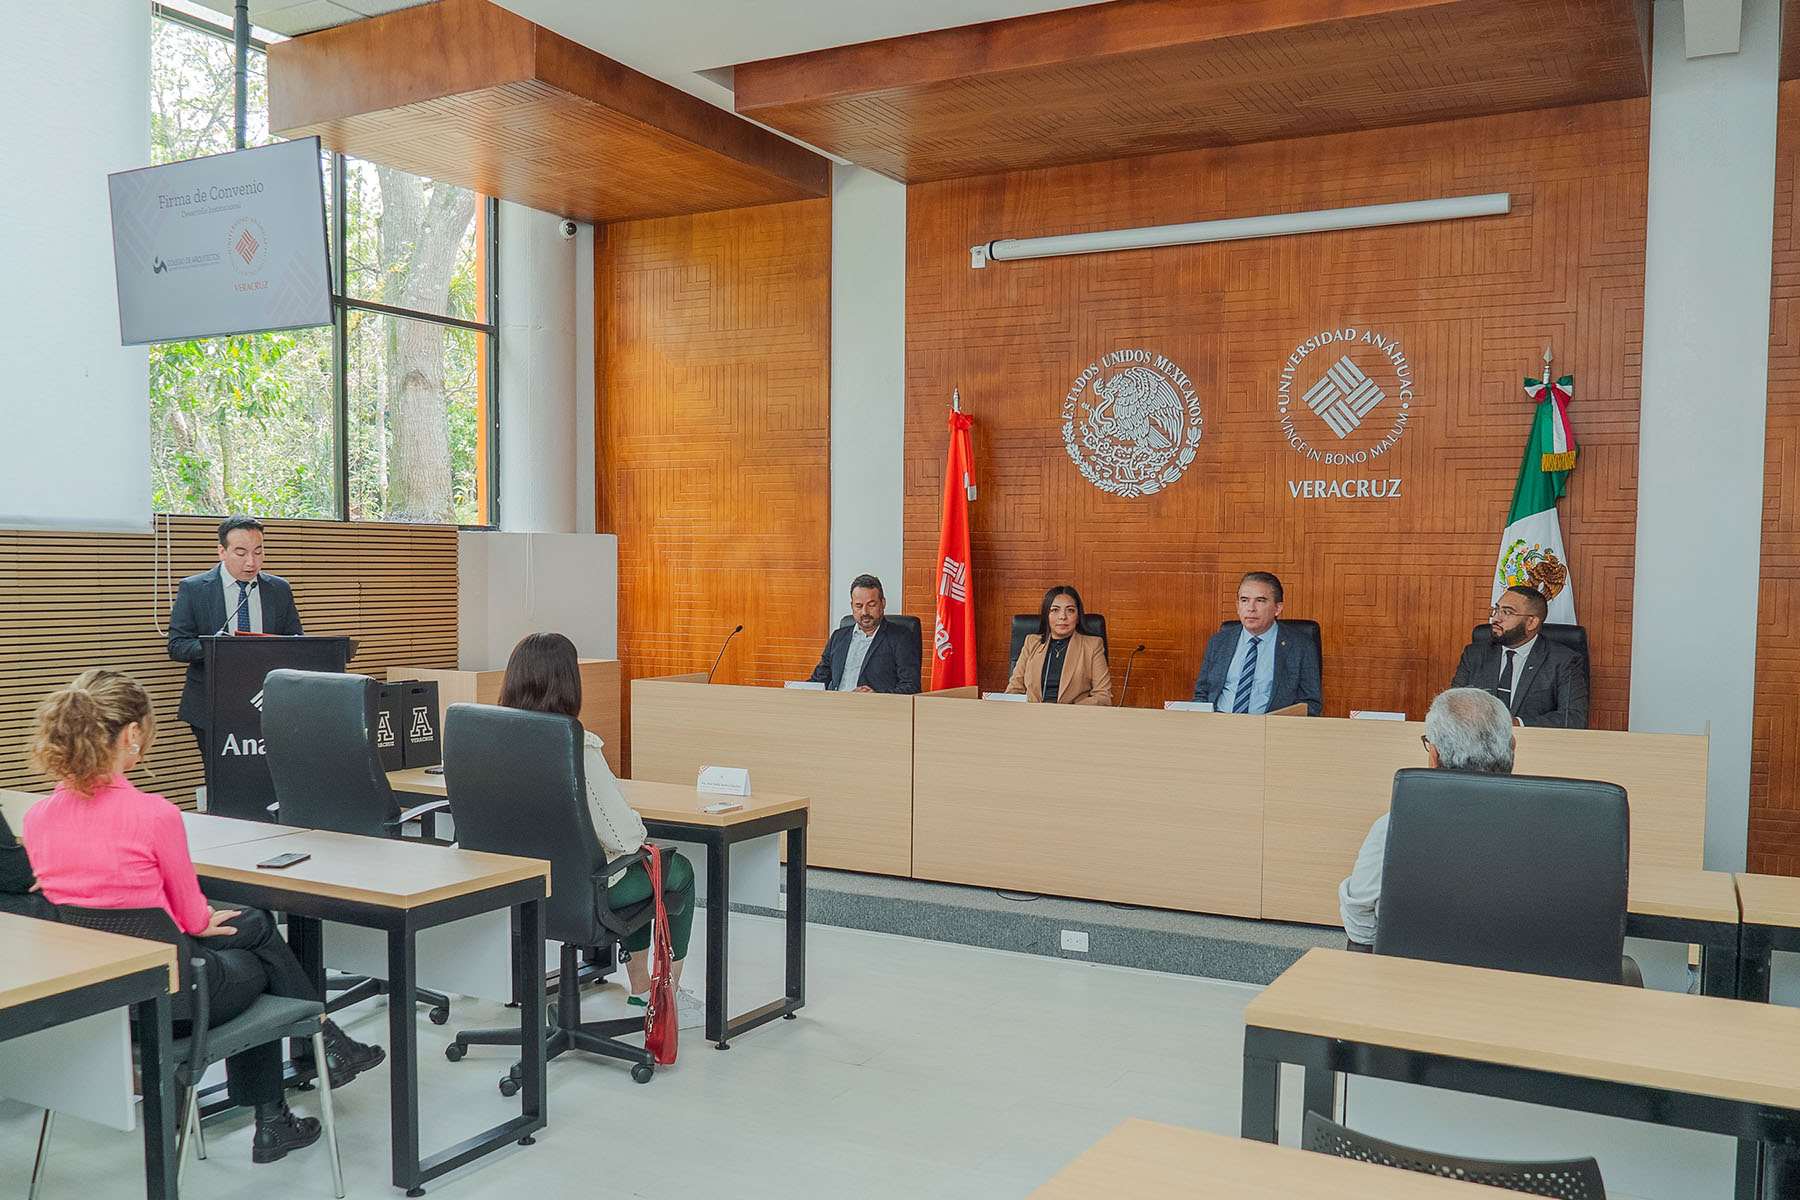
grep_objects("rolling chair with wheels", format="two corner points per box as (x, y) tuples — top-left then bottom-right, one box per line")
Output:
(1375, 768), (1641, 987)
(46, 905), (344, 1198)
(439, 702), (685, 1088)
(1304, 1112), (1606, 1198)
(1008, 612), (1108, 672)
(261, 669), (454, 1025)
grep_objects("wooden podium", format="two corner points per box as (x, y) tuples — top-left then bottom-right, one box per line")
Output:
(388, 659), (621, 775)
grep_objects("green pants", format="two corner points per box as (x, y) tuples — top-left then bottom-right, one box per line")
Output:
(609, 848), (696, 959)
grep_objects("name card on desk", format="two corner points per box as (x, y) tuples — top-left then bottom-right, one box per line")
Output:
(783, 680), (826, 690)
(981, 692), (1027, 702)
(1350, 710), (1407, 721)
(697, 765), (752, 796)
(1163, 701), (1213, 712)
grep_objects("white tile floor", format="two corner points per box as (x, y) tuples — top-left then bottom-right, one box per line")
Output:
(0, 913), (1743, 1199)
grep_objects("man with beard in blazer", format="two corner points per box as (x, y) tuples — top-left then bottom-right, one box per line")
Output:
(1450, 583), (1589, 728)
(1192, 572), (1323, 716)
(168, 515), (306, 769)
(808, 574), (921, 694)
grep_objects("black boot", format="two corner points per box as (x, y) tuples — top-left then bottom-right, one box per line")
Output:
(321, 1019), (385, 1089)
(251, 1101), (321, 1163)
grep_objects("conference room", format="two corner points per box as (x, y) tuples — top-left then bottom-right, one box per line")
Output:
(4, 0), (1800, 1197)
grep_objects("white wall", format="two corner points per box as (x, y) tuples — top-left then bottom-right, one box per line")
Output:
(457, 530), (618, 670)
(1631, 0), (1780, 871)
(496, 202), (581, 533)
(0, 1), (151, 532)
(829, 164), (908, 618)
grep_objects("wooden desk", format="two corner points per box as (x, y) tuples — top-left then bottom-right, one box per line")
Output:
(392, 660), (621, 774)
(1734, 873), (1800, 1002)
(189, 830), (549, 1194)
(1626, 866), (1742, 996)
(1032, 1118), (1518, 1199)
(0, 913), (179, 1199)
(911, 694), (1265, 916)
(630, 674), (911, 875)
(622, 780), (809, 1048)
(1261, 718), (1710, 924)
(1242, 949), (1800, 1199)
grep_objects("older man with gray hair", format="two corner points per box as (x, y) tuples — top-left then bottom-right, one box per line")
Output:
(1339, 687), (1516, 949)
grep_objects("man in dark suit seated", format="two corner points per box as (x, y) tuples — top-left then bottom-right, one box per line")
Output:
(1191, 571), (1322, 716)
(168, 514), (307, 760)
(808, 574), (921, 694)
(1450, 584), (1588, 729)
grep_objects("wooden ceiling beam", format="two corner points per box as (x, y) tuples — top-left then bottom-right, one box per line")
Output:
(269, 0), (828, 224)
(734, 0), (1650, 184)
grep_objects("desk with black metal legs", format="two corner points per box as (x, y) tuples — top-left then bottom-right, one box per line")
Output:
(1242, 949), (1800, 1200)
(1627, 865), (1743, 996)
(189, 828), (548, 1195)
(1734, 873), (1800, 1004)
(0, 913), (180, 1199)
(623, 781), (809, 1050)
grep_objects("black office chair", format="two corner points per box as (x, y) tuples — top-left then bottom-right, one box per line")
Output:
(1008, 613), (1108, 672)
(1471, 621), (1590, 696)
(440, 703), (685, 1088)
(46, 906), (343, 1198)
(1375, 768), (1640, 986)
(1219, 617), (1324, 693)
(1303, 1113), (1606, 1198)
(262, 669), (453, 1024)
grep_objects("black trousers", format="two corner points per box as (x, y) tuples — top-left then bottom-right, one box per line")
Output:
(190, 724), (208, 791)
(182, 907), (320, 1106)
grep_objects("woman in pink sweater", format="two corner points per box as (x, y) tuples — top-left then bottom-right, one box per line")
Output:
(22, 669), (382, 1164)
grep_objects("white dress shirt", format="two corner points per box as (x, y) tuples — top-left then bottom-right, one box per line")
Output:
(582, 732), (648, 857)
(220, 568), (264, 634)
(1338, 812), (1388, 945)
(1494, 634), (1536, 709)
(839, 624), (877, 691)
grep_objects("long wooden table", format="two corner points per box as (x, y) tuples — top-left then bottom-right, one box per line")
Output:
(1242, 948), (1800, 1199)
(189, 829), (549, 1195)
(1031, 1118), (1520, 1198)
(389, 765), (812, 1050)
(1628, 865), (1742, 995)
(0, 913), (179, 1199)
(1735, 873), (1800, 1002)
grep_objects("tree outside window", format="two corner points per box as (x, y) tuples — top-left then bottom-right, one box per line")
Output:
(149, 4), (495, 525)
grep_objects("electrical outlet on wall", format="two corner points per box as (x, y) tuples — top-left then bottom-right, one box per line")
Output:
(1060, 929), (1089, 953)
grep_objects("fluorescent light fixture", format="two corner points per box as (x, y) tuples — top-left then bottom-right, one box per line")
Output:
(969, 192), (1512, 268)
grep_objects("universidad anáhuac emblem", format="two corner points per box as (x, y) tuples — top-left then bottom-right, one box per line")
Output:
(1061, 349), (1203, 498)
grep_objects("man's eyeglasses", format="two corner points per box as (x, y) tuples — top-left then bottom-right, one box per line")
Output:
(1420, 735), (1432, 751)
(1489, 605), (1523, 618)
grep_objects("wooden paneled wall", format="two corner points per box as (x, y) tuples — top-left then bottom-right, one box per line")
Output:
(0, 516), (458, 806)
(904, 100), (1647, 724)
(596, 199), (832, 771)
(1752, 80), (1800, 875)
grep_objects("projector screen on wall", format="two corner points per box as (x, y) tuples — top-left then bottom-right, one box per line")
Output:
(107, 136), (331, 345)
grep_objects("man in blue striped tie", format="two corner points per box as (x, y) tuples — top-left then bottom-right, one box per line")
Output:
(1190, 572), (1323, 717)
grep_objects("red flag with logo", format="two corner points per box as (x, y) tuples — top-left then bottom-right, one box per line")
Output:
(931, 410), (977, 690)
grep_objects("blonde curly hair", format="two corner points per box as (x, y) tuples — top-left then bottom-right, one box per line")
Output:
(28, 669), (156, 797)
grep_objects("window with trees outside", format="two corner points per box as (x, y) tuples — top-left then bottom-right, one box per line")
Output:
(150, 2), (497, 525)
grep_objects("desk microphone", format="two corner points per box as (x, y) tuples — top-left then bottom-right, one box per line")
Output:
(216, 583), (253, 636)
(1119, 644), (1146, 706)
(707, 625), (744, 684)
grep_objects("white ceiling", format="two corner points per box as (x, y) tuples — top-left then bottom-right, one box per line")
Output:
(183, 0), (1098, 108)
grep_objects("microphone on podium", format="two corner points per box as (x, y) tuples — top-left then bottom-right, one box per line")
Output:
(1119, 644), (1146, 706)
(707, 625), (744, 684)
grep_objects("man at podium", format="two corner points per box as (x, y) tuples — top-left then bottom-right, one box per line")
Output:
(168, 515), (305, 757)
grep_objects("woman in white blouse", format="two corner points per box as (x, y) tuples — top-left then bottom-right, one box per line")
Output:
(498, 633), (703, 1028)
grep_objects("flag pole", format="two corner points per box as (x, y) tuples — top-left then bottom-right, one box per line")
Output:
(952, 387), (961, 413)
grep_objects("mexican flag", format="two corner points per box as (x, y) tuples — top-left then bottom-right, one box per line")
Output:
(1491, 374), (1578, 623)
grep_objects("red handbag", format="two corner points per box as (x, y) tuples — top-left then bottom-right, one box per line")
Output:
(641, 842), (679, 1065)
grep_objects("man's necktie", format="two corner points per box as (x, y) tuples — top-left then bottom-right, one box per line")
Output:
(236, 580), (252, 633)
(1233, 636), (1261, 713)
(1497, 648), (1516, 708)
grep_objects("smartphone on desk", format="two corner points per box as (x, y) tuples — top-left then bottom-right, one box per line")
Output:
(257, 851), (312, 870)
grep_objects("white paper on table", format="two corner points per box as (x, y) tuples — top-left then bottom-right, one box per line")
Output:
(981, 692), (1028, 702)
(1350, 710), (1407, 721)
(1164, 700), (1213, 712)
(697, 765), (753, 795)
(782, 680), (825, 690)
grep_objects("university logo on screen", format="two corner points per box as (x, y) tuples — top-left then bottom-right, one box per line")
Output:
(1061, 349), (1203, 499)
(1277, 327), (1414, 501)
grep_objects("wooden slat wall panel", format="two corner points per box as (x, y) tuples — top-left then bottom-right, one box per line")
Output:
(0, 516), (458, 806)
(1752, 80), (1800, 875)
(596, 199), (832, 773)
(904, 99), (1647, 726)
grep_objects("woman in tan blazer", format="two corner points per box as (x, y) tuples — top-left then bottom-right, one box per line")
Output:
(1005, 585), (1112, 705)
